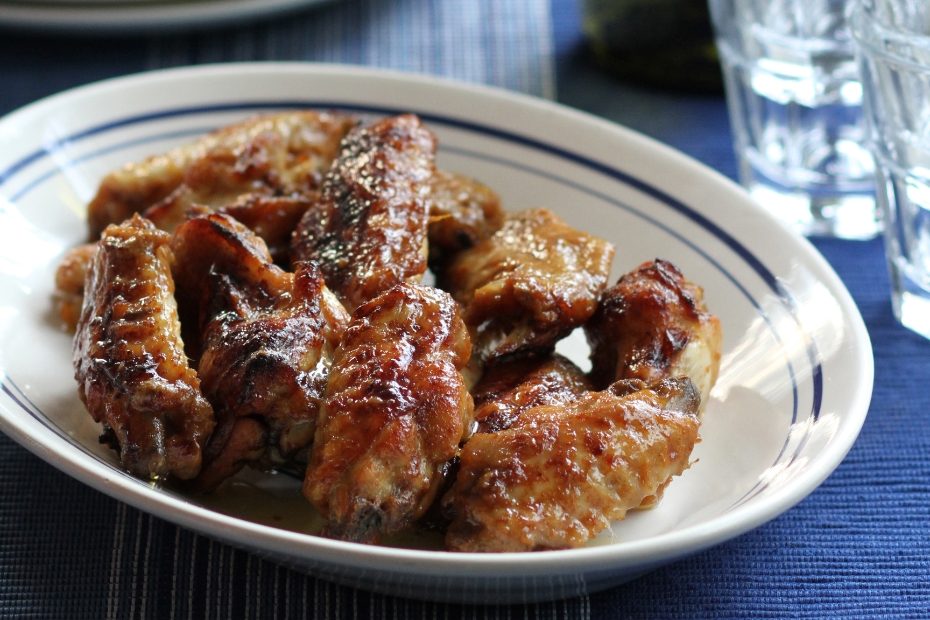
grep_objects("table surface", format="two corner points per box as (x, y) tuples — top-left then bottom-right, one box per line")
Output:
(1, 1), (928, 618)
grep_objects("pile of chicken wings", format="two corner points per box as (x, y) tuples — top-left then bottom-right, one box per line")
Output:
(56, 111), (722, 552)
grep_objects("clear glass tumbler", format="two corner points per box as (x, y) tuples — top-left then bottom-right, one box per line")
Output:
(709, 0), (880, 239)
(850, 0), (930, 339)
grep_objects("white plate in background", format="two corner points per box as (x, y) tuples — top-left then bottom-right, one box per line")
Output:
(0, 63), (873, 603)
(0, 0), (333, 33)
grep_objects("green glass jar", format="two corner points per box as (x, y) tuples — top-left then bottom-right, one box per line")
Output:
(583, 0), (722, 93)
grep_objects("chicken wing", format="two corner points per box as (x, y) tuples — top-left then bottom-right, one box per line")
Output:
(471, 354), (591, 433)
(443, 377), (700, 552)
(171, 212), (350, 489)
(55, 192), (316, 331)
(54, 243), (97, 331)
(218, 194), (317, 264)
(290, 114), (435, 311)
(427, 170), (504, 269)
(144, 190), (316, 264)
(304, 283), (473, 543)
(585, 259), (722, 410)
(439, 208), (615, 363)
(87, 111), (355, 239)
(73, 215), (215, 481)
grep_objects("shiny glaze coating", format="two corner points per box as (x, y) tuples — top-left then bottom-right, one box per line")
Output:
(471, 354), (591, 433)
(440, 208), (615, 363)
(87, 111), (355, 239)
(172, 212), (350, 490)
(427, 170), (504, 269)
(444, 378), (700, 552)
(290, 114), (435, 311)
(73, 215), (215, 481)
(585, 259), (722, 410)
(305, 283), (473, 543)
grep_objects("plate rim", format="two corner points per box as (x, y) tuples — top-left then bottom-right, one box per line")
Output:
(0, 62), (874, 575)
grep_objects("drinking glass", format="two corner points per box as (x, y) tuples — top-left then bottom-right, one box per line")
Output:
(850, 0), (930, 339)
(709, 0), (880, 239)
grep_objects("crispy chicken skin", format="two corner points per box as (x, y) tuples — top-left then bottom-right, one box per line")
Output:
(87, 111), (355, 239)
(585, 259), (722, 410)
(171, 213), (350, 490)
(443, 377), (700, 552)
(304, 283), (473, 543)
(54, 243), (98, 331)
(427, 171), (504, 268)
(290, 114), (436, 311)
(471, 354), (591, 433)
(73, 215), (215, 480)
(440, 208), (615, 363)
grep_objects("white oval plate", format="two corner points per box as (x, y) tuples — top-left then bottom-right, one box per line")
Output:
(0, 63), (873, 604)
(0, 0), (332, 33)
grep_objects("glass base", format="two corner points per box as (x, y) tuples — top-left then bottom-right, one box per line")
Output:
(890, 260), (930, 340)
(745, 181), (880, 240)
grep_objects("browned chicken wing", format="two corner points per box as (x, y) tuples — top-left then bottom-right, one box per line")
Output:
(54, 243), (98, 331)
(73, 215), (215, 480)
(171, 212), (350, 489)
(418, 354), (590, 531)
(443, 377), (700, 552)
(144, 190), (316, 264)
(87, 111), (355, 239)
(171, 212), (282, 347)
(304, 283), (473, 543)
(439, 208), (615, 363)
(55, 192), (317, 331)
(290, 114), (436, 311)
(427, 170), (504, 268)
(471, 354), (591, 433)
(585, 259), (722, 410)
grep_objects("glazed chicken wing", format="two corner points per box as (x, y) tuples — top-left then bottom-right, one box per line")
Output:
(290, 114), (436, 310)
(427, 171), (504, 268)
(471, 354), (591, 433)
(585, 259), (722, 410)
(418, 354), (591, 531)
(55, 193), (317, 331)
(171, 212), (350, 490)
(73, 215), (215, 481)
(304, 283), (473, 543)
(144, 190), (317, 264)
(443, 377), (700, 552)
(87, 111), (355, 239)
(54, 243), (98, 331)
(440, 208), (615, 363)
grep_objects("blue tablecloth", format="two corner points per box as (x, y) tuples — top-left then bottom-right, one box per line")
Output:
(1, 1), (928, 617)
